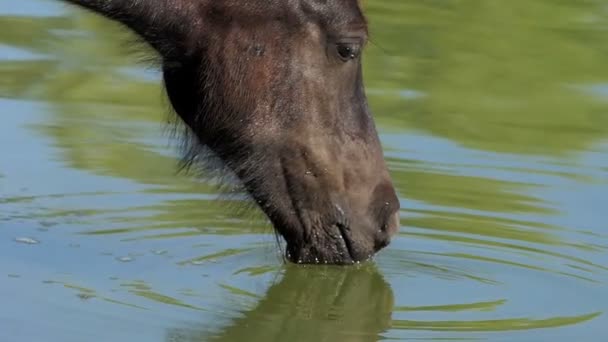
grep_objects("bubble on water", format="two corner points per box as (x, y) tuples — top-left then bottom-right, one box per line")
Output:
(115, 256), (134, 263)
(77, 293), (95, 301)
(39, 221), (58, 228)
(15, 237), (39, 245)
(152, 249), (168, 255)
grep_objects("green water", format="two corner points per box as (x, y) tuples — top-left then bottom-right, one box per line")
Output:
(1, 1), (607, 341)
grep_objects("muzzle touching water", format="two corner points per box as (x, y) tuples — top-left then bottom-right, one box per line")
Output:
(245, 142), (401, 265)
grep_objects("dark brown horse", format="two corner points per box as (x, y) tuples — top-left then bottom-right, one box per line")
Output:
(61, 0), (400, 265)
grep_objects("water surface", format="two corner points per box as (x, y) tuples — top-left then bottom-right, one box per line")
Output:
(1, 1), (607, 341)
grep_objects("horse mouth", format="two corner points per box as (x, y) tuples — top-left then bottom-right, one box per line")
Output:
(283, 221), (363, 265)
(335, 222), (356, 264)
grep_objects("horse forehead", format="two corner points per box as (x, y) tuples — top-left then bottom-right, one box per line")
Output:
(204, 1), (366, 27)
(298, 0), (367, 27)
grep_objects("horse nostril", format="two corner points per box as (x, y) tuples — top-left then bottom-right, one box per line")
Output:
(374, 228), (391, 251)
(371, 181), (399, 220)
(374, 212), (399, 252)
(380, 223), (388, 232)
(385, 211), (400, 236)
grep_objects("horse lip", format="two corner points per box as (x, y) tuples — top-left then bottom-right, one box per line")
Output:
(283, 222), (356, 265)
(335, 222), (355, 264)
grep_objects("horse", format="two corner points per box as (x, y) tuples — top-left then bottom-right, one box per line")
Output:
(60, 0), (401, 265)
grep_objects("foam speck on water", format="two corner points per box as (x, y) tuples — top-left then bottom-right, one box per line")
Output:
(14, 237), (40, 245)
(115, 256), (134, 263)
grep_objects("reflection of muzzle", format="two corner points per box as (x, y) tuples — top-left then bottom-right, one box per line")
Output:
(166, 264), (394, 342)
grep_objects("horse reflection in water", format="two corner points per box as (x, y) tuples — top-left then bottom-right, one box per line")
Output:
(60, 0), (401, 265)
(166, 265), (394, 341)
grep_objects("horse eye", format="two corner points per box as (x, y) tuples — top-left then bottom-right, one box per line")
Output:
(336, 43), (360, 61)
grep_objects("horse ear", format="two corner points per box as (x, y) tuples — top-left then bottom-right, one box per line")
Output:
(63, 0), (196, 60)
